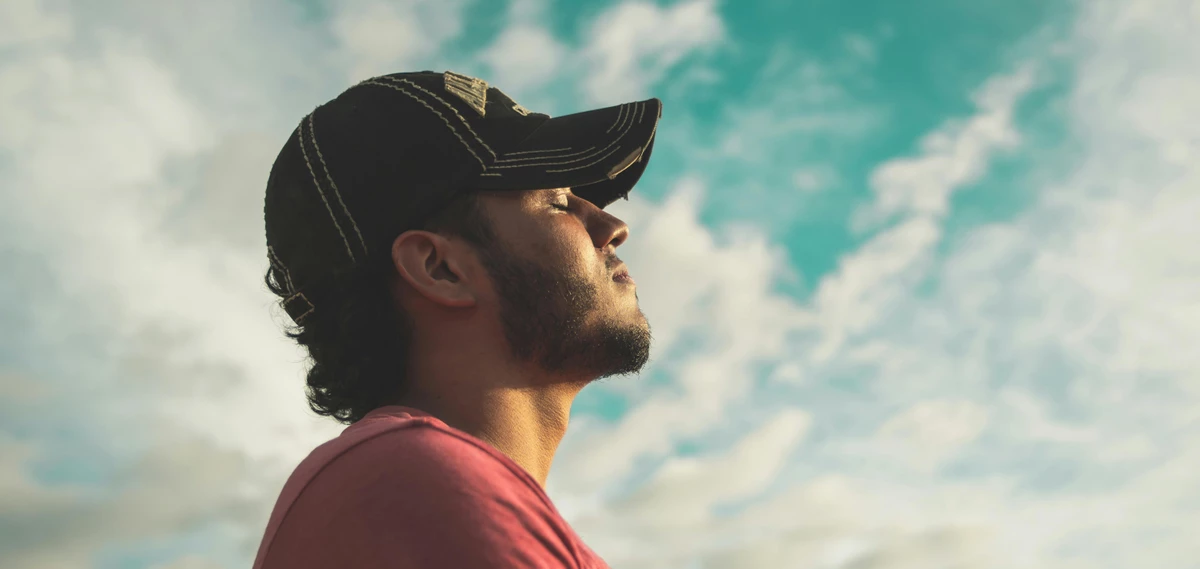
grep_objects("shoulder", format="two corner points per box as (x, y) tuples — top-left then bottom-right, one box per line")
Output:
(279, 409), (564, 525)
(321, 416), (539, 501)
(260, 412), (583, 568)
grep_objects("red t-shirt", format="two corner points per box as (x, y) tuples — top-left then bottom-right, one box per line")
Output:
(252, 406), (609, 569)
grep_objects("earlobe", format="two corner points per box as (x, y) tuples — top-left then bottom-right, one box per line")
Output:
(391, 231), (477, 308)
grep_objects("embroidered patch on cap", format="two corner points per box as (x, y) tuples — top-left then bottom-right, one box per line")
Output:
(444, 71), (488, 117)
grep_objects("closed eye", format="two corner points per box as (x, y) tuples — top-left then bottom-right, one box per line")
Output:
(551, 202), (572, 212)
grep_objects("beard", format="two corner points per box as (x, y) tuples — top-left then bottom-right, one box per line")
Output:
(476, 245), (651, 380)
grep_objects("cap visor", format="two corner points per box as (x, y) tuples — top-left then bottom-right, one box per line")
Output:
(476, 98), (661, 207)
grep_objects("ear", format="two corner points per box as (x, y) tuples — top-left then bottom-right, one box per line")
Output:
(390, 230), (478, 308)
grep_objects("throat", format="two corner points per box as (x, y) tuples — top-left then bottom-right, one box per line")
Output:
(402, 382), (582, 488)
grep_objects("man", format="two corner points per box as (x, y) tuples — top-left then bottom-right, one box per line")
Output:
(253, 70), (661, 569)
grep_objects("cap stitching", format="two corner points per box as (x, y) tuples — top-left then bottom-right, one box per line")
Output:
(486, 101), (643, 170)
(485, 104), (639, 170)
(495, 146), (597, 164)
(309, 113), (369, 259)
(544, 145), (624, 173)
(360, 80), (487, 169)
(568, 106), (657, 178)
(558, 103), (650, 178)
(501, 147), (573, 156)
(267, 246), (295, 292)
(613, 101), (636, 134)
(546, 101), (651, 175)
(379, 76), (497, 159)
(606, 104), (628, 134)
(298, 118), (358, 263)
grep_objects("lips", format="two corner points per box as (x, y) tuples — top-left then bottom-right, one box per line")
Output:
(613, 268), (635, 285)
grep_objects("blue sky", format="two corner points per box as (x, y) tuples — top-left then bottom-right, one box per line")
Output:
(2, 0), (1198, 568)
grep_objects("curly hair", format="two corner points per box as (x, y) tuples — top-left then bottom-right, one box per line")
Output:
(265, 190), (498, 424)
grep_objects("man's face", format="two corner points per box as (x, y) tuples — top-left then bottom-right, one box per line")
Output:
(475, 188), (651, 380)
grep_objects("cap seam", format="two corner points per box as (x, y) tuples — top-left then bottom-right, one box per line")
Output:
(605, 103), (628, 134)
(379, 75), (497, 160)
(309, 113), (368, 259)
(494, 145), (598, 164)
(267, 245), (295, 292)
(544, 145), (624, 174)
(298, 118), (358, 264)
(359, 80), (488, 170)
(500, 146), (573, 157)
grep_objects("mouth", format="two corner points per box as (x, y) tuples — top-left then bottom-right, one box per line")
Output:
(612, 267), (635, 285)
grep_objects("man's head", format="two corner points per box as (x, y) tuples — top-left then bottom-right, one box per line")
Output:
(263, 71), (660, 423)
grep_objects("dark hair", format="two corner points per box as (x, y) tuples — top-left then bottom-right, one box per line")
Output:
(265, 190), (497, 424)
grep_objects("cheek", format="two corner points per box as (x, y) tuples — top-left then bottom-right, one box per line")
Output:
(566, 224), (604, 271)
(543, 223), (602, 277)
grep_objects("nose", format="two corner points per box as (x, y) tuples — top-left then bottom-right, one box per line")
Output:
(592, 208), (629, 252)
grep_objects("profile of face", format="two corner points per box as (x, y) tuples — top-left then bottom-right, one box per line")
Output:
(475, 188), (651, 380)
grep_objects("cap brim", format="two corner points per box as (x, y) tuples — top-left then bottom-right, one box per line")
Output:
(475, 98), (661, 208)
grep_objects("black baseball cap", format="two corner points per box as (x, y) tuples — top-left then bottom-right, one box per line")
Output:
(264, 70), (662, 325)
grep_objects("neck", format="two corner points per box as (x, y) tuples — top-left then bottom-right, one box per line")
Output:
(400, 353), (588, 487)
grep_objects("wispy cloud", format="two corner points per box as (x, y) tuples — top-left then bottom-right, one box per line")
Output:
(660, 44), (883, 233)
(480, 0), (726, 114)
(332, 0), (471, 81)
(853, 65), (1035, 230)
(580, 0), (725, 104)
(0, 0), (71, 47)
(479, 0), (566, 95)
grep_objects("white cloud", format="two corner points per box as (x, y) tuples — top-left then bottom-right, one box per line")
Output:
(807, 216), (941, 364)
(0, 409), (262, 569)
(843, 33), (876, 63)
(671, 46), (879, 232)
(175, 133), (285, 251)
(331, 0), (469, 81)
(714, 53), (874, 164)
(791, 64), (1036, 366)
(480, 25), (566, 92)
(478, 0), (565, 94)
(792, 165), (838, 193)
(874, 399), (990, 473)
(151, 557), (231, 569)
(607, 409), (811, 529)
(721, 0), (1199, 565)
(0, 0), (71, 48)
(580, 0), (725, 104)
(854, 65), (1035, 231)
(0, 2), (352, 567)
(707, 525), (994, 569)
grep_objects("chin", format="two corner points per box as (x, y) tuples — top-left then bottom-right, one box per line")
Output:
(592, 316), (652, 377)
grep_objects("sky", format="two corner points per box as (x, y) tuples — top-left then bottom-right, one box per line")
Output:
(1, 0), (1198, 567)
